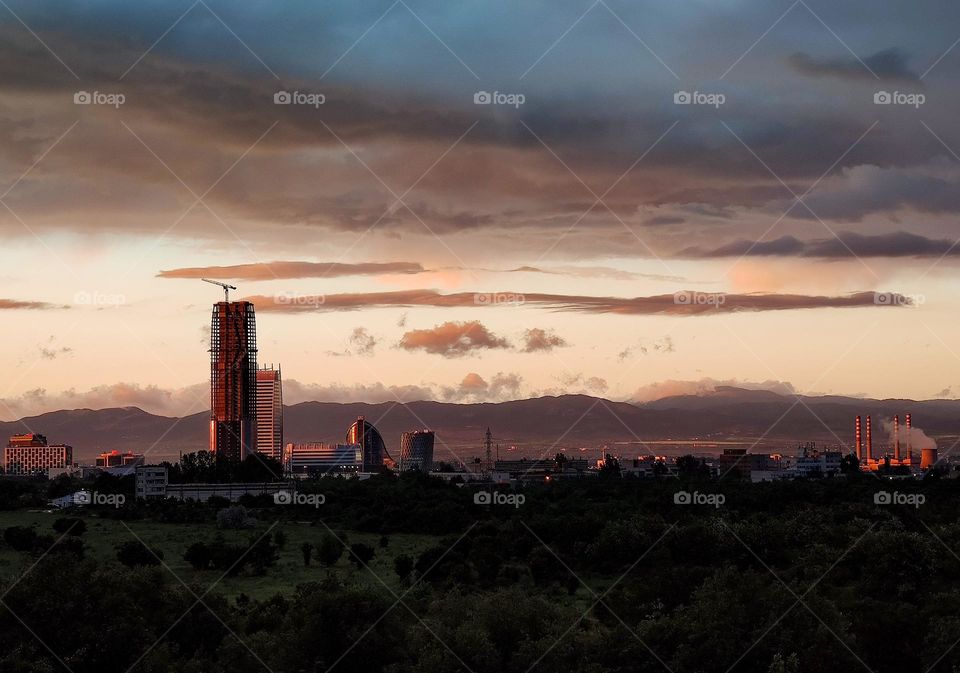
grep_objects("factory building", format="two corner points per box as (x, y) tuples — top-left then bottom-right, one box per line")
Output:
(853, 413), (937, 472)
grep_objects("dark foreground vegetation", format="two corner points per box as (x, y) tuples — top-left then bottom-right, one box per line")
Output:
(0, 469), (958, 673)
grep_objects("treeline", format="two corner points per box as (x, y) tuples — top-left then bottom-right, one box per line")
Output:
(2, 470), (960, 671)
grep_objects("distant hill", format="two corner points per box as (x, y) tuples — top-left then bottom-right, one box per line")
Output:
(2, 388), (958, 463)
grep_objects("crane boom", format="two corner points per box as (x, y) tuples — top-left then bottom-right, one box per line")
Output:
(201, 278), (237, 302)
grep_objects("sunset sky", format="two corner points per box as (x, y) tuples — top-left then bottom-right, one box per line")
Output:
(2, 0), (960, 419)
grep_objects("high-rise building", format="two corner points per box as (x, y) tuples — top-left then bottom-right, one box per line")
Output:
(209, 300), (257, 463)
(400, 430), (435, 471)
(346, 416), (386, 471)
(4, 434), (73, 475)
(256, 365), (283, 461)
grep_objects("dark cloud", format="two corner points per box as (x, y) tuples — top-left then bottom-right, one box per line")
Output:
(247, 289), (914, 315)
(683, 231), (960, 259)
(158, 261), (425, 281)
(521, 328), (568, 352)
(789, 48), (919, 82)
(792, 165), (960, 222)
(398, 321), (511, 357)
(0, 19), (952, 251)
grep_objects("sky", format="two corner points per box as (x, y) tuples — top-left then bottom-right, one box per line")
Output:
(2, 0), (960, 419)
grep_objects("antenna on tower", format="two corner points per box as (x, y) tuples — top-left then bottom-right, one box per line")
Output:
(201, 278), (237, 302)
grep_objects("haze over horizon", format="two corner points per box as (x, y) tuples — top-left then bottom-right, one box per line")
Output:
(3, 1), (960, 420)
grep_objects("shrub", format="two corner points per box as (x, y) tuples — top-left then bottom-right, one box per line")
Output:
(216, 505), (256, 530)
(116, 540), (163, 567)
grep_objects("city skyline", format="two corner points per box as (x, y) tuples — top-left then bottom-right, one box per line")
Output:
(4, 1), (960, 421)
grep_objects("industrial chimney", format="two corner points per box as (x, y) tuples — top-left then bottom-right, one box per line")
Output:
(894, 414), (901, 461)
(866, 415), (873, 462)
(855, 415), (862, 461)
(906, 413), (913, 460)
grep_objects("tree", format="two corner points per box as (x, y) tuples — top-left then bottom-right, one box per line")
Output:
(599, 454), (621, 479)
(116, 540), (163, 567)
(247, 536), (278, 575)
(178, 450), (217, 483)
(841, 453), (860, 474)
(768, 653), (800, 673)
(184, 541), (212, 570)
(675, 454), (709, 479)
(238, 454), (284, 482)
(349, 543), (375, 569)
(301, 542), (312, 566)
(394, 554), (414, 581)
(4, 526), (37, 552)
(317, 533), (343, 568)
(53, 517), (86, 536)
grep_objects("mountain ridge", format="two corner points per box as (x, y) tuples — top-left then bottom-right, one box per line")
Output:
(2, 388), (957, 462)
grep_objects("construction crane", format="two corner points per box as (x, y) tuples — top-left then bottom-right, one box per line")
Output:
(201, 278), (237, 302)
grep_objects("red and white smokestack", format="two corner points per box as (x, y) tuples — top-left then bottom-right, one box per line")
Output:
(866, 415), (873, 461)
(855, 415), (862, 461)
(906, 413), (913, 459)
(894, 414), (901, 461)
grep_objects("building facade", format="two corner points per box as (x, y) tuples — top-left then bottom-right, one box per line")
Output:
(256, 365), (283, 461)
(135, 466), (169, 498)
(4, 434), (73, 475)
(284, 442), (362, 475)
(400, 430), (435, 471)
(346, 416), (387, 471)
(209, 300), (258, 463)
(96, 450), (144, 468)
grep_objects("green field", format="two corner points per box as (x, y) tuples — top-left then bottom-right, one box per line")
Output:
(0, 510), (437, 600)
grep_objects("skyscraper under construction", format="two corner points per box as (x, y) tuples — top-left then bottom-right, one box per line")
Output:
(210, 300), (257, 463)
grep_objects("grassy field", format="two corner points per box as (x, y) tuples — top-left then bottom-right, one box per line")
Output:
(0, 510), (437, 600)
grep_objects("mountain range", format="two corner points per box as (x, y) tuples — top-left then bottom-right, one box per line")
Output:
(2, 387), (957, 463)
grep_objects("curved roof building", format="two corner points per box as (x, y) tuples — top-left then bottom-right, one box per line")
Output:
(346, 416), (387, 471)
